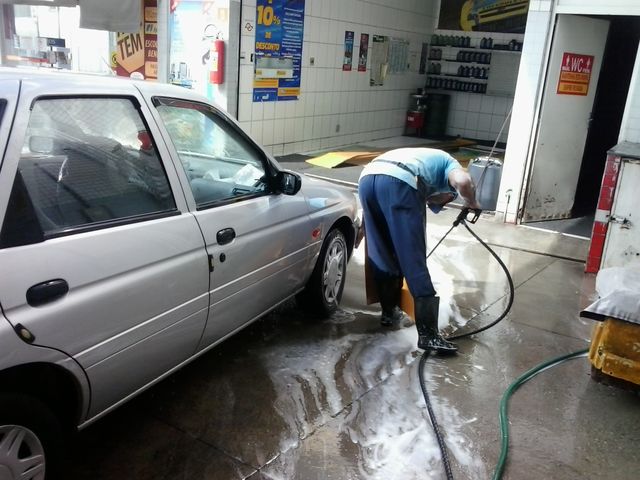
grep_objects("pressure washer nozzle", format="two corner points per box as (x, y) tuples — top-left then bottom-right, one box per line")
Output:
(454, 207), (482, 226)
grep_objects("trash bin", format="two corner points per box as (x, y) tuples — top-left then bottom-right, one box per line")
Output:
(468, 156), (503, 211)
(405, 94), (428, 136)
(423, 93), (450, 138)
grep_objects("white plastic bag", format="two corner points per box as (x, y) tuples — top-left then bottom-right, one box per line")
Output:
(232, 164), (263, 186)
(582, 267), (640, 324)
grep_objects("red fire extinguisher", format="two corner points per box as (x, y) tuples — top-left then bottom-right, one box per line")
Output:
(209, 39), (224, 85)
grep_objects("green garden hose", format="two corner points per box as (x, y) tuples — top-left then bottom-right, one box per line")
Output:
(421, 212), (589, 479)
(492, 348), (589, 480)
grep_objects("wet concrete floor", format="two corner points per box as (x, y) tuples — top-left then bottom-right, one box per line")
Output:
(65, 206), (639, 480)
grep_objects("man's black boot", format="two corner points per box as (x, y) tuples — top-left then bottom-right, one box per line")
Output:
(414, 296), (458, 354)
(376, 277), (413, 328)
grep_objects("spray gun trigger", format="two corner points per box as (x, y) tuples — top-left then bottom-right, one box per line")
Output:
(467, 208), (482, 224)
(454, 207), (482, 226)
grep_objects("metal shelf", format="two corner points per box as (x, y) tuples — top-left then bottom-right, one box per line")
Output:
(427, 73), (488, 82)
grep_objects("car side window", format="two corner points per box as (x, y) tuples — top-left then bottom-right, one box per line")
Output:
(1, 97), (176, 246)
(155, 98), (268, 208)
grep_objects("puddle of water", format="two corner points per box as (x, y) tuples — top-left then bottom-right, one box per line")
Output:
(340, 364), (487, 480)
(258, 317), (416, 440)
(256, 314), (487, 478)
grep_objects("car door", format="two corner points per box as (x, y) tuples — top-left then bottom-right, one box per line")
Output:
(149, 96), (315, 348)
(0, 80), (209, 420)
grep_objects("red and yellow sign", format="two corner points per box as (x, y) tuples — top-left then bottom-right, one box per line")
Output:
(557, 52), (594, 96)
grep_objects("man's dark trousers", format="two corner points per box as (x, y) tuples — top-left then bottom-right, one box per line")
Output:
(359, 174), (436, 298)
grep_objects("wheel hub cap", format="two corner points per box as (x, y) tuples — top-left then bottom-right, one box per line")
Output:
(323, 240), (344, 302)
(0, 426), (46, 480)
(0, 465), (12, 480)
(327, 257), (339, 286)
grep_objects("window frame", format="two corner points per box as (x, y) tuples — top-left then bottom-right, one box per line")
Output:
(0, 99), (7, 127)
(152, 96), (279, 211)
(0, 94), (181, 248)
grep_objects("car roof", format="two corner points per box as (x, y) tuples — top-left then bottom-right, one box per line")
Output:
(0, 67), (216, 105)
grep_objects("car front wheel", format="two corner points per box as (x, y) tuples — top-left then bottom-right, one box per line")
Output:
(297, 228), (347, 316)
(0, 394), (63, 480)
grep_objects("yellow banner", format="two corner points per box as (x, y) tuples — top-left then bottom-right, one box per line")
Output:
(560, 72), (590, 83)
(278, 87), (300, 97)
(558, 82), (588, 95)
(254, 79), (279, 88)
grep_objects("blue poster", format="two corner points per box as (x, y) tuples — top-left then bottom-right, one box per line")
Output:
(253, 0), (305, 102)
(343, 31), (354, 71)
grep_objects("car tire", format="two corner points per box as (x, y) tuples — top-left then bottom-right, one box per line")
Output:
(297, 228), (347, 316)
(0, 394), (65, 480)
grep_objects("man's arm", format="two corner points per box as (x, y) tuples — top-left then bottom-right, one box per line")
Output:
(448, 168), (481, 209)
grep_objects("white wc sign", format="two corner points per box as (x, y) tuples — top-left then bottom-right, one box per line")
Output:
(557, 52), (594, 96)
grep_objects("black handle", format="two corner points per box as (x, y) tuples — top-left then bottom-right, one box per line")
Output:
(454, 208), (482, 226)
(216, 228), (236, 245)
(27, 279), (69, 307)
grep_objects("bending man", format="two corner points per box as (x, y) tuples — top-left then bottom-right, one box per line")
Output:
(358, 148), (480, 354)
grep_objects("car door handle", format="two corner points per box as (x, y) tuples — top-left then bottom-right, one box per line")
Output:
(26, 279), (69, 307)
(217, 228), (236, 245)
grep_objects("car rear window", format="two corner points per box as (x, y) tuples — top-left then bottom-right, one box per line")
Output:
(1, 97), (177, 246)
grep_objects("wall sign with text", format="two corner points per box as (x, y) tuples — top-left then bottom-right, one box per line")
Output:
(557, 52), (594, 96)
(358, 33), (369, 72)
(253, 0), (305, 102)
(438, 0), (529, 33)
(343, 31), (354, 71)
(113, 0), (157, 80)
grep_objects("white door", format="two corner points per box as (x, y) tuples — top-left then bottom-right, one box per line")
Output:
(523, 15), (609, 221)
(602, 159), (640, 269)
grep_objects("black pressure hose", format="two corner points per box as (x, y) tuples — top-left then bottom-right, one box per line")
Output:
(419, 210), (515, 480)
(419, 351), (455, 479)
(449, 220), (515, 341)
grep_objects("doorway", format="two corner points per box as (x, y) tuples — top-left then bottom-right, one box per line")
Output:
(522, 15), (639, 238)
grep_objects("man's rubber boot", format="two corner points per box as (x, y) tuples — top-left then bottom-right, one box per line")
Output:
(414, 296), (458, 354)
(377, 277), (413, 328)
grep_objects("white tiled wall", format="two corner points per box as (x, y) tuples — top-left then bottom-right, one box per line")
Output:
(237, 0), (437, 156)
(431, 29), (524, 143)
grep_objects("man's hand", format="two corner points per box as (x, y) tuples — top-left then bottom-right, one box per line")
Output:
(448, 168), (479, 208)
(466, 199), (482, 210)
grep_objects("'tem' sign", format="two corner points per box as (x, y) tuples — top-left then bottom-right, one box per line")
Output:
(557, 52), (594, 96)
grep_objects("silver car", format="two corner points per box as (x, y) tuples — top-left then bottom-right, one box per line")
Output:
(0, 69), (361, 480)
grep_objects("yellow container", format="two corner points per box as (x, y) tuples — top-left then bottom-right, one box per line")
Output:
(588, 318), (640, 387)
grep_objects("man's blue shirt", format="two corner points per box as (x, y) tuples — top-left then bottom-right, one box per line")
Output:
(359, 148), (461, 195)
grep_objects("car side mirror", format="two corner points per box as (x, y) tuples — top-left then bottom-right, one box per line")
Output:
(277, 170), (302, 195)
